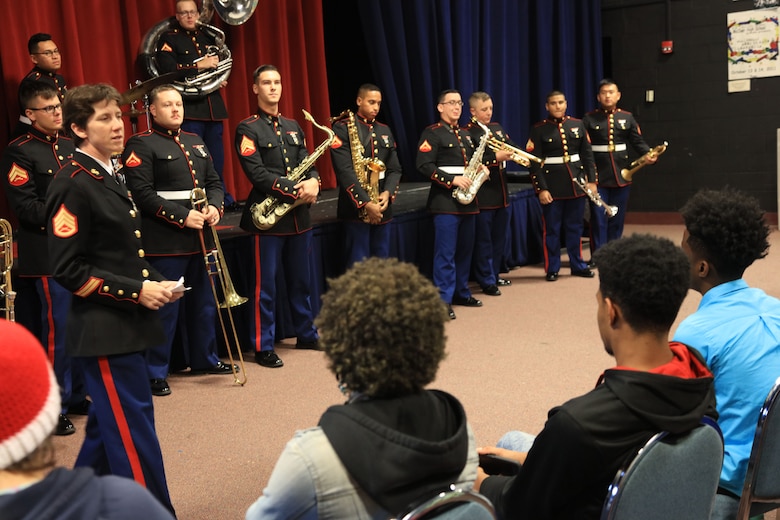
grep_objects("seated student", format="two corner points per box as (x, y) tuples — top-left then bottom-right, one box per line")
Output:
(0, 320), (175, 520)
(475, 234), (717, 520)
(673, 188), (780, 520)
(245, 257), (478, 520)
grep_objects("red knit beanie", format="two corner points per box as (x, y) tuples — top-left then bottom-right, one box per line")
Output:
(0, 320), (60, 469)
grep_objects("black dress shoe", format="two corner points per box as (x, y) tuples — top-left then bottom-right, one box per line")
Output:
(295, 340), (322, 350)
(150, 378), (171, 396)
(572, 269), (595, 278)
(546, 272), (559, 282)
(55, 414), (75, 436)
(67, 399), (92, 415)
(497, 278), (512, 286)
(451, 296), (483, 307)
(481, 284), (501, 296)
(255, 350), (284, 368)
(587, 260), (596, 269)
(190, 361), (238, 375)
(447, 305), (456, 320)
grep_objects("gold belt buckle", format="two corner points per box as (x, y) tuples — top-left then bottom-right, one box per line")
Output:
(608, 143), (615, 152)
(563, 154), (570, 163)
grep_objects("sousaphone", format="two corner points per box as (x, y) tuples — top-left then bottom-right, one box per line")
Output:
(138, 0), (258, 99)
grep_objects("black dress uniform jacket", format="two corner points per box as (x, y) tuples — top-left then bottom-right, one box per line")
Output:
(19, 66), (68, 104)
(0, 127), (74, 275)
(582, 108), (650, 188)
(416, 122), (479, 214)
(235, 111), (320, 236)
(330, 115), (402, 222)
(46, 151), (166, 357)
(156, 24), (228, 121)
(526, 116), (595, 199)
(465, 119), (513, 209)
(122, 123), (224, 255)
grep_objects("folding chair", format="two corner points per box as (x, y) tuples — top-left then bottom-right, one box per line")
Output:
(601, 417), (724, 520)
(737, 377), (780, 520)
(396, 485), (496, 520)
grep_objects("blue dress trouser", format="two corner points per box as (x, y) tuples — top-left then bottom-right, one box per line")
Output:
(146, 255), (219, 378)
(249, 233), (318, 352)
(541, 197), (588, 274)
(36, 276), (84, 413)
(75, 352), (174, 514)
(433, 213), (476, 303)
(473, 206), (509, 288)
(343, 220), (391, 268)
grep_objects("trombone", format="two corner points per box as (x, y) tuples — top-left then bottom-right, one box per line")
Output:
(190, 188), (247, 385)
(487, 137), (544, 167)
(0, 219), (15, 322)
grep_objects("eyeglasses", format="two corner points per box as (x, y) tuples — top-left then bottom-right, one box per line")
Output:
(29, 104), (62, 114)
(32, 49), (60, 57)
(441, 100), (464, 106)
(177, 9), (198, 17)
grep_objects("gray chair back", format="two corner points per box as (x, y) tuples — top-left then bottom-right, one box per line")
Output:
(396, 486), (495, 520)
(737, 376), (780, 520)
(601, 417), (724, 520)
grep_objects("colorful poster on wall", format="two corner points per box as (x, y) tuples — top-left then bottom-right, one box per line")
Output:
(727, 8), (780, 79)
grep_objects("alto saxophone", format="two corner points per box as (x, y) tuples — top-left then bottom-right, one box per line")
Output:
(452, 121), (490, 205)
(343, 110), (386, 223)
(250, 110), (335, 230)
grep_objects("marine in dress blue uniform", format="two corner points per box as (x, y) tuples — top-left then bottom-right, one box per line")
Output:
(123, 86), (231, 396)
(465, 92), (515, 296)
(14, 33), (68, 138)
(47, 84), (179, 513)
(330, 84), (402, 267)
(416, 90), (484, 319)
(1, 84), (80, 435)
(526, 91), (595, 281)
(582, 80), (652, 254)
(156, 0), (235, 205)
(235, 65), (320, 368)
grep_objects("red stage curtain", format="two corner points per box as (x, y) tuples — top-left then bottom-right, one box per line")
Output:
(0, 0), (335, 222)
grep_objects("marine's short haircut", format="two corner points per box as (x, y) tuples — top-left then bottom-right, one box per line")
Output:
(469, 91), (491, 108)
(437, 89), (461, 104)
(19, 82), (59, 110)
(680, 188), (769, 280)
(357, 83), (380, 98)
(546, 90), (565, 102)
(149, 84), (180, 104)
(315, 257), (448, 398)
(594, 234), (690, 334)
(28, 33), (53, 54)
(253, 64), (279, 82)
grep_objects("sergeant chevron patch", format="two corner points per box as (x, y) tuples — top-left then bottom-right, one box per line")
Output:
(52, 204), (78, 238)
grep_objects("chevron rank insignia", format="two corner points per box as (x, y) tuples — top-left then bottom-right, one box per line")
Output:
(161, 43), (173, 52)
(240, 135), (256, 156)
(52, 204), (78, 238)
(331, 136), (343, 149)
(419, 140), (432, 153)
(124, 151), (142, 168)
(7, 163), (29, 186)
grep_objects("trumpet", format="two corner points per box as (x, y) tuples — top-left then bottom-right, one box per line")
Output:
(487, 137), (544, 167)
(621, 141), (668, 182)
(190, 188), (247, 385)
(574, 178), (618, 218)
(0, 219), (15, 322)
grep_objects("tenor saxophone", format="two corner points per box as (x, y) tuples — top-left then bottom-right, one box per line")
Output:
(343, 110), (386, 223)
(250, 110), (335, 230)
(452, 121), (490, 205)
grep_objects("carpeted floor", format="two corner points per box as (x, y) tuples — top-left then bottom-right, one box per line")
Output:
(52, 223), (780, 520)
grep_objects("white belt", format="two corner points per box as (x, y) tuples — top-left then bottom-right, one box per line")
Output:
(544, 154), (580, 164)
(591, 144), (627, 152)
(157, 190), (194, 200)
(439, 166), (466, 175)
(379, 172), (386, 180)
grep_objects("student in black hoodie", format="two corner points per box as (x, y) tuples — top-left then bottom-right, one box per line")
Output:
(476, 234), (717, 520)
(245, 257), (477, 520)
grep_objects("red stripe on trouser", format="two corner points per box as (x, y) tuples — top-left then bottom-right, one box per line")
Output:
(253, 235), (262, 351)
(41, 278), (56, 365)
(97, 357), (146, 487)
(541, 213), (550, 271)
